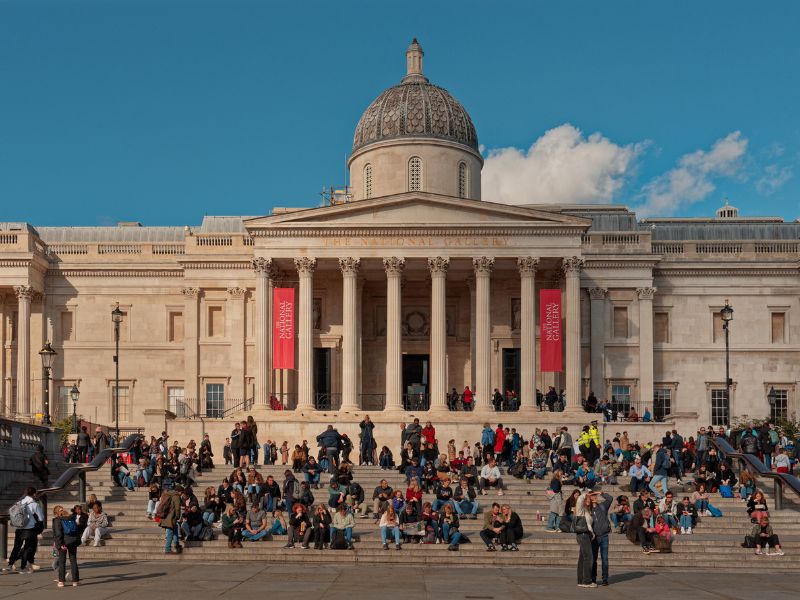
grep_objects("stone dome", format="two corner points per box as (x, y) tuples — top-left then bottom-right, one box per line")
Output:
(352, 39), (479, 153)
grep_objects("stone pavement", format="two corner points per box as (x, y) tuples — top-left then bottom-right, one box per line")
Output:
(0, 561), (794, 600)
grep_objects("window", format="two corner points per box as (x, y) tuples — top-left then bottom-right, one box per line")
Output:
(711, 388), (729, 427)
(111, 386), (130, 423)
(458, 162), (468, 198)
(169, 311), (184, 342)
(61, 311), (74, 342)
(206, 384), (224, 418)
(770, 388), (789, 422)
(712, 311), (724, 343)
(167, 386), (187, 417)
(57, 386), (71, 420)
(653, 388), (671, 421)
(610, 384), (631, 417)
(613, 306), (628, 338)
(654, 312), (669, 343)
(364, 163), (373, 199)
(771, 312), (786, 344)
(408, 156), (422, 192)
(208, 306), (223, 338)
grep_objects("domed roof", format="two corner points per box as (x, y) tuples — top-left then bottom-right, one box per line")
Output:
(352, 39), (479, 153)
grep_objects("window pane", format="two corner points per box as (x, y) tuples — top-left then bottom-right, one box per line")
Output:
(206, 384), (224, 418)
(613, 307), (628, 338)
(653, 388), (671, 421)
(408, 157), (422, 192)
(771, 313), (785, 344)
(654, 312), (669, 343)
(711, 389), (729, 426)
(168, 387), (186, 417)
(112, 386), (129, 422)
(770, 389), (788, 422)
(610, 384), (631, 417)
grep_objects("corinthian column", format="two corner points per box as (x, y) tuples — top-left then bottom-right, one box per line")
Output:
(473, 257), (495, 411)
(518, 257), (539, 412)
(383, 257), (405, 411)
(638, 287), (656, 414)
(252, 258), (275, 406)
(181, 287), (200, 414)
(295, 257), (316, 409)
(588, 287), (607, 400)
(340, 257), (361, 410)
(562, 257), (584, 413)
(14, 286), (33, 416)
(428, 257), (449, 410)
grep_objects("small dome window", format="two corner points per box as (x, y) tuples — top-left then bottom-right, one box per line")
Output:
(458, 162), (469, 198)
(408, 156), (423, 192)
(364, 164), (373, 199)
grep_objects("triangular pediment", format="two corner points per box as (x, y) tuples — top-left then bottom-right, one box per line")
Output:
(245, 192), (591, 230)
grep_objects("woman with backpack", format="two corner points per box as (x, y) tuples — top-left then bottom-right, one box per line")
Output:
(52, 505), (80, 587)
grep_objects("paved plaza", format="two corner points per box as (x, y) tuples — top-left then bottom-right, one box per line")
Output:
(0, 562), (794, 600)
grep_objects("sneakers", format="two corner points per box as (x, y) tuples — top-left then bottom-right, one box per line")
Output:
(486, 544), (496, 552)
(382, 543), (389, 550)
(680, 527), (686, 534)
(29, 564), (41, 571)
(283, 543), (295, 549)
(773, 550), (785, 556)
(395, 544), (402, 551)
(448, 544), (459, 551)
(686, 527), (692, 534)
(578, 583), (598, 588)
(510, 543), (519, 551)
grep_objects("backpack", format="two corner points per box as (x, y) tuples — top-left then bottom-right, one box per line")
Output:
(9, 501), (27, 528)
(769, 430), (780, 445)
(330, 528), (347, 550)
(199, 525), (214, 541)
(290, 479), (301, 498)
(61, 517), (77, 537)
(741, 434), (759, 454)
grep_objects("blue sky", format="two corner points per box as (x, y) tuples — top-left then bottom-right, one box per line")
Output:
(1, 0), (799, 226)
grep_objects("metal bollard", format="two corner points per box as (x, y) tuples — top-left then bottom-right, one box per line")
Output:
(79, 471), (87, 504)
(774, 479), (784, 511)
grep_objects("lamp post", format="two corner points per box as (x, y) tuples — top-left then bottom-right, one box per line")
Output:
(70, 384), (80, 434)
(720, 300), (734, 418)
(767, 386), (777, 420)
(111, 303), (124, 441)
(38, 342), (56, 425)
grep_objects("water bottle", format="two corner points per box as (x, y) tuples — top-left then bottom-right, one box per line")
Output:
(536, 510), (541, 522)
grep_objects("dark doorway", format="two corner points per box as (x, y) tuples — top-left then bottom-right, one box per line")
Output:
(402, 354), (429, 410)
(314, 348), (332, 409)
(502, 348), (521, 408)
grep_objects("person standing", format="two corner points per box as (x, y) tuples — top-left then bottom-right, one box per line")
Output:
(93, 427), (109, 454)
(359, 415), (375, 465)
(590, 492), (613, 586)
(29, 445), (49, 488)
(2, 487), (43, 574)
(52, 505), (80, 587)
(76, 426), (91, 463)
(649, 445), (670, 500)
(158, 484), (183, 554)
(316, 424), (342, 474)
(574, 491), (596, 588)
(230, 423), (242, 469)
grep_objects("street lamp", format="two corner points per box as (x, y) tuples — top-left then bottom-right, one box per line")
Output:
(720, 300), (734, 414)
(38, 341), (57, 425)
(767, 386), (777, 420)
(111, 303), (124, 441)
(70, 384), (80, 434)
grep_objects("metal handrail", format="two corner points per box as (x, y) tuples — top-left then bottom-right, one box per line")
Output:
(709, 435), (800, 510)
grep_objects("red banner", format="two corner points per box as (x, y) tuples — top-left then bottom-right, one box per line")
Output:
(273, 288), (295, 370)
(540, 289), (563, 372)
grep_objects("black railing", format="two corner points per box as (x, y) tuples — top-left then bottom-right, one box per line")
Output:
(709, 435), (800, 510)
(314, 393), (342, 411)
(0, 433), (141, 561)
(172, 398), (255, 419)
(402, 393), (430, 411)
(358, 394), (386, 410)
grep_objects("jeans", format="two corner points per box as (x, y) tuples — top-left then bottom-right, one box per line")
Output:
(81, 526), (108, 545)
(662, 514), (677, 528)
(441, 522), (461, 546)
(8, 528), (37, 568)
(202, 511), (216, 526)
(118, 474), (135, 490)
(576, 532), (593, 584)
(242, 528), (269, 541)
(263, 444), (273, 464)
(380, 525), (401, 545)
(649, 474), (668, 498)
(673, 456), (683, 478)
(454, 500), (479, 515)
(247, 484), (261, 497)
(325, 448), (339, 473)
(270, 521), (286, 535)
(57, 545), (79, 583)
(740, 485), (755, 500)
(261, 495), (276, 513)
(610, 513), (632, 528)
(304, 473), (321, 485)
(165, 524), (180, 552)
(330, 527), (352, 545)
(546, 511), (561, 531)
(591, 534), (609, 584)
(694, 499), (708, 513)
(630, 477), (648, 493)
(432, 499), (453, 512)
(679, 514), (692, 529)
(380, 455), (393, 468)
(180, 522), (203, 540)
(763, 453), (772, 470)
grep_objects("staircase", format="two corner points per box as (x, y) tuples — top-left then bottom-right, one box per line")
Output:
(13, 464), (800, 571)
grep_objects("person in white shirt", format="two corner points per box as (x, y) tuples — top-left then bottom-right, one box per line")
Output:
(3, 487), (44, 574)
(81, 502), (110, 547)
(479, 458), (505, 496)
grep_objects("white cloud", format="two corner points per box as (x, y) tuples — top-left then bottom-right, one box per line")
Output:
(756, 164), (793, 195)
(636, 132), (748, 217)
(481, 124), (643, 205)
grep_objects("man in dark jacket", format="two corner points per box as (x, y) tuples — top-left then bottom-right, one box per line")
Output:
(76, 426), (91, 463)
(261, 475), (281, 513)
(316, 425), (342, 473)
(590, 492), (613, 586)
(159, 485), (183, 554)
(648, 445), (670, 500)
(359, 416), (375, 465)
(670, 430), (684, 483)
(405, 419), (423, 453)
(372, 479), (393, 517)
(29, 445), (49, 487)
(453, 478), (478, 518)
(230, 423), (241, 469)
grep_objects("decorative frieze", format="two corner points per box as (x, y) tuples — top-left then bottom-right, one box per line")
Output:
(227, 287), (247, 299)
(181, 287), (200, 299)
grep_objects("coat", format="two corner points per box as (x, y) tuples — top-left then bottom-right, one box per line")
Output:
(159, 491), (182, 529)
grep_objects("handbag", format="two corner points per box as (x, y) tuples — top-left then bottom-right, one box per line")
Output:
(571, 516), (589, 534)
(741, 535), (756, 548)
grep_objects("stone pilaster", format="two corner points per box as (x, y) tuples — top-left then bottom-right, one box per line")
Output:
(0, 297), (5, 416)
(517, 257), (539, 412)
(588, 287), (608, 400)
(295, 257), (316, 409)
(473, 256), (495, 411)
(13, 286), (33, 416)
(251, 258), (275, 406)
(637, 287), (657, 413)
(227, 287), (247, 403)
(339, 257), (361, 410)
(383, 257), (405, 410)
(428, 257), (449, 410)
(562, 258), (584, 413)
(181, 287), (200, 414)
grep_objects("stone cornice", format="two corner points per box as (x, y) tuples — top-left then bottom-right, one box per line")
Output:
(47, 268), (184, 278)
(180, 261), (252, 270)
(251, 226), (585, 238)
(584, 259), (660, 269)
(655, 267), (799, 277)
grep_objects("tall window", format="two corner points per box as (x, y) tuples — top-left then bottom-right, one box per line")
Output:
(711, 388), (729, 426)
(408, 156), (422, 192)
(771, 312), (786, 343)
(653, 388), (671, 421)
(206, 383), (224, 418)
(112, 386), (130, 423)
(167, 386), (186, 417)
(364, 163), (373, 199)
(770, 388), (788, 422)
(610, 384), (631, 417)
(458, 162), (468, 198)
(613, 307), (628, 338)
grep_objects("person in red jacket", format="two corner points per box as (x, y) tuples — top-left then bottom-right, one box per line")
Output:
(422, 422), (436, 446)
(494, 424), (506, 460)
(462, 387), (474, 411)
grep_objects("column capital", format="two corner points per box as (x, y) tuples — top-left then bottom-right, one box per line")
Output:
(251, 257), (272, 274)
(637, 287), (657, 300)
(517, 256), (540, 276)
(562, 256), (584, 276)
(588, 287), (608, 300)
(295, 257), (317, 275)
(428, 256), (450, 276)
(13, 285), (34, 301)
(227, 287), (247, 299)
(181, 287), (200, 299)
(472, 256), (495, 275)
(338, 257), (361, 276)
(382, 256), (406, 276)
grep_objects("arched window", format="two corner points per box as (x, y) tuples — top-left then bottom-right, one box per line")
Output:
(364, 163), (373, 199)
(408, 156), (422, 192)
(458, 162), (468, 198)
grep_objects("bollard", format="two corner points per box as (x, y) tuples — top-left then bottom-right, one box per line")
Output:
(774, 479), (784, 511)
(79, 471), (87, 504)
(0, 518), (7, 561)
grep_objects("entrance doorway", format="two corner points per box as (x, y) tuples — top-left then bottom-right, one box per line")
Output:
(502, 348), (521, 410)
(313, 348), (333, 409)
(402, 354), (429, 410)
